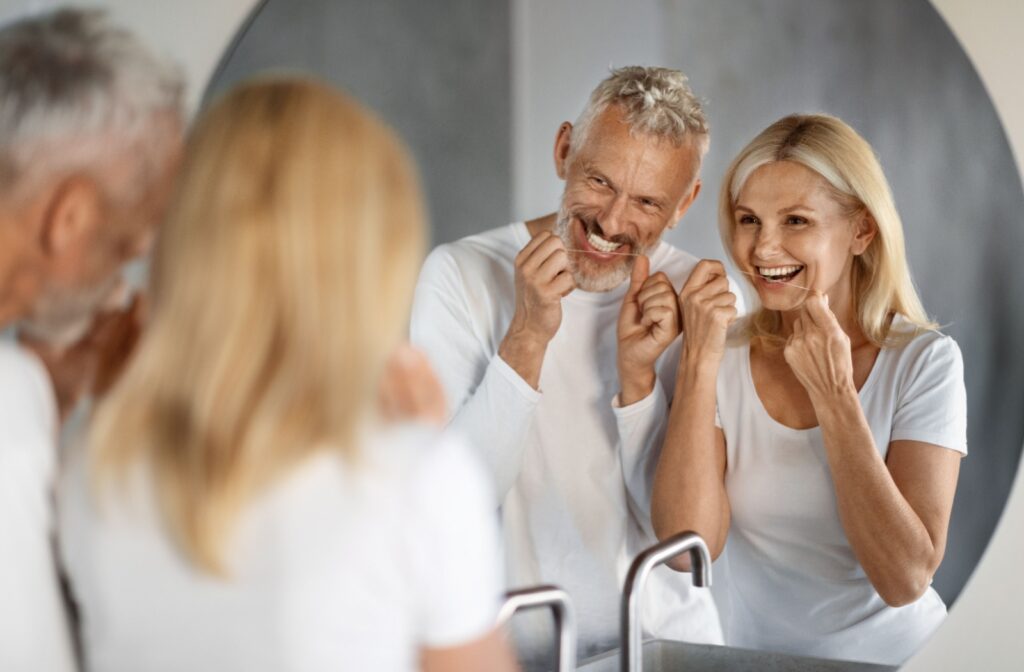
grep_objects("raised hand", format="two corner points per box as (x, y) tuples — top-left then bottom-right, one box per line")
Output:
(782, 292), (855, 401)
(677, 259), (738, 367)
(498, 230), (576, 388)
(617, 255), (681, 405)
(377, 343), (448, 427)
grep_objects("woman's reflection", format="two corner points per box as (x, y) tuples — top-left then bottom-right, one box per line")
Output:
(652, 114), (967, 666)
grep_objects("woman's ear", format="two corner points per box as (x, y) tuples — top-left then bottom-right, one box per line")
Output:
(851, 212), (877, 256)
(41, 176), (103, 258)
(553, 122), (573, 180)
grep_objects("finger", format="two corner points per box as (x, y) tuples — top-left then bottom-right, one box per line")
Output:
(522, 235), (566, 274)
(642, 305), (676, 329)
(626, 255), (650, 299)
(551, 271), (577, 297)
(705, 291), (737, 309)
(515, 230), (554, 268)
(803, 291), (833, 328)
(690, 275), (731, 303)
(681, 259), (726, 295)
(535, 246), (570, 282)
(637, 283), (676, 308)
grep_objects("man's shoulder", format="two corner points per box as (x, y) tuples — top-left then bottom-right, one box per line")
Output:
(419, 223), (523, 286)
(650, 241), (703, 282)
(0, 340), (57, 451)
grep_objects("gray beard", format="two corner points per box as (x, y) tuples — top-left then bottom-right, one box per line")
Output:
(20, 272), (124, 348)
(553, 202), (652, 293)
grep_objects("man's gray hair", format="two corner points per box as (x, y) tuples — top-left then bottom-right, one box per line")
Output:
(0, 7), (184, 204)
(570, 66), (709, 159)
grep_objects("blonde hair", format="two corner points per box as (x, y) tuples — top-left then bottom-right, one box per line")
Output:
(90, 77), (425, 573)
(719, 113), (936, 346)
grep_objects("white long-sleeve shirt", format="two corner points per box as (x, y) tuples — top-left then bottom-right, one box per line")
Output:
(411, 222), (732, 666)
(0, 342), (78, 672)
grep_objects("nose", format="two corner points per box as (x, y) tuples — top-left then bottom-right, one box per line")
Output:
(752, 222), (783, 260)
(597, 192), (629, 239)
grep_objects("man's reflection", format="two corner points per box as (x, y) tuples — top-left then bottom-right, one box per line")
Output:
(411, 66), (743, 667)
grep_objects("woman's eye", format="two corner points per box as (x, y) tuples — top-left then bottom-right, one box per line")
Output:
(786, 215), (808, 226)
(738, 214), (759, 225)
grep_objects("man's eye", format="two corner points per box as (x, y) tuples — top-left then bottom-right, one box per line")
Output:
(640, 198), (659, 210)
(589, 176), (608, 187)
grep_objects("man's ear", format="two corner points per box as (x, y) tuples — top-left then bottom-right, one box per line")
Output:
(851, 212), (878, 256)
(553, 122), (573, 180)
(668, 178), (702, 229)
(40, 176), (103, 258)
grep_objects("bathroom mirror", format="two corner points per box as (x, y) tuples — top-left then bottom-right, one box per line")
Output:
(206, 0), (1024, 664)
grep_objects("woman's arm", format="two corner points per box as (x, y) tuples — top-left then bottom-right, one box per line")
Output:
(651, 260), (737, 571)
(816, 397), (961, 606)
(785, 294), (963, 606)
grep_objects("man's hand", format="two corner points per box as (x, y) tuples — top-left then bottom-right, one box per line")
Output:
(617, 255), (681, 405)
(377, 343), (447, 426)
(20, 295), (147, 420)
(498, 230), (575, 389)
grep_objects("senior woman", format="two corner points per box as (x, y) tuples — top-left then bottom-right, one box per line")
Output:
(651, 114), (966, 666)
(57, 77), (518, 672)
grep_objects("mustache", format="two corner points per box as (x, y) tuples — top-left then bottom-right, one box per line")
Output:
(573, 211), (636, 247)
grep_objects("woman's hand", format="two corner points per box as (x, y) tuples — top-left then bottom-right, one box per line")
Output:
(783, 292), (856, 401)
(378, 343), (447, 426)
(678, 259), (738, 367)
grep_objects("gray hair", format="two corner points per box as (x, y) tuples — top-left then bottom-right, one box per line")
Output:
(0, 7), (184, 205)
(570, 66), (710, 160)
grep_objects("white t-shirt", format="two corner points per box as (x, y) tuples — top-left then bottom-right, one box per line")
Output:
(410, 222), (733, 665)
(712, 319), (968, 665)
(0, 342), (78, 672)
(58, 425), (503, 672)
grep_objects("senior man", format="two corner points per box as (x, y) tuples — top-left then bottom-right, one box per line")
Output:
(0, 8), (184, 670)
(411, 67), (742, 666)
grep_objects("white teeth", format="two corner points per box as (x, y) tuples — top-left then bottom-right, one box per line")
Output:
(586, 230), (623, 253)
(758, 265), (803, 278)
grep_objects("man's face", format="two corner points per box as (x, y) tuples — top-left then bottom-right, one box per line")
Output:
(554, 104), (702, 292)
(21, 139), (181, 345)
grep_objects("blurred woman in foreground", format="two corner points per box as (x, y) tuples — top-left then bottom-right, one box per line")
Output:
(652, 114), (966, 665)
(58, 77), (518, 672)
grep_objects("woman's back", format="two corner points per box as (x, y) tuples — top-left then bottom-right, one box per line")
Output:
(59, 425), (503, 672)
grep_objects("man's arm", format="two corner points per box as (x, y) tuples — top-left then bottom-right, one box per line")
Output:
(0, 347), (78, 672)
(410, 244), (554, 500)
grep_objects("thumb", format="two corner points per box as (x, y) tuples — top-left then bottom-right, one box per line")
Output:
(627, 254), (650, 298)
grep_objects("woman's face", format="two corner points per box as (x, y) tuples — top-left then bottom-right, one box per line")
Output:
(730, 160), (874, 317)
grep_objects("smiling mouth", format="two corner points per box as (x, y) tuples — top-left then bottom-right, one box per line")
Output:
(757, 265), (804, 283)
(577, 217), (630, 256)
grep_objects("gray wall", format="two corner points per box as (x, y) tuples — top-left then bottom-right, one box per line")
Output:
(205, 0), (511, 248)
(210, 0), (1023, 609)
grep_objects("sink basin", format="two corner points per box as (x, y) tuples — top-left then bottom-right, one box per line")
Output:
(576, 639), (899, 672)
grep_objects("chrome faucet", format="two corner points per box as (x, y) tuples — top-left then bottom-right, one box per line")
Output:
(497, 585), (577, 672)
(620, 531), (712, 672)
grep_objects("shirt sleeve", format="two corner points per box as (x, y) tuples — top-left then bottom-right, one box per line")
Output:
(410, 246), (540, 500)
(890, 333), (968, 454)
(408, 433), (504, 648)
(0, 346), (78, 672)
(613, 380), (669, 528)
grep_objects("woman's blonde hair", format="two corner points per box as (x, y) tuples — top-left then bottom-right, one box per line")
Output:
(719, 113), (936, 346)
(90, 77), (425, 573)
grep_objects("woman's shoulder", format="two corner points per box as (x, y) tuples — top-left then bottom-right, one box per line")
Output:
(883, 315), (963, 369)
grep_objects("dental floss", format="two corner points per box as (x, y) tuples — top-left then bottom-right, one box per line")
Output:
(565, 248), (641, 257)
